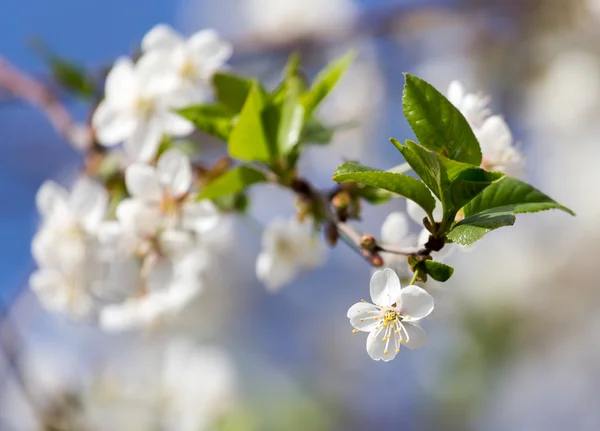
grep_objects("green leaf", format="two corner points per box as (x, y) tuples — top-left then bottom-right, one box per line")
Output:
(403, 74), (482, 165)
(300, 118), (335, 145)
(447, 209), (516, 245)
(463, 176), (575, 217)
(228, 84), (275, 162)
(301, 51), (355, 118)
(422, 260), (454, 282)
(275, 76), (305, 154)
(356, 185), (393, 205)
(177, 104), (233, 141)
(332, 162), (436, 216)
(212, 73), (255, 113)
(198, 165), (267, 200)
(392, 139), (503, 220)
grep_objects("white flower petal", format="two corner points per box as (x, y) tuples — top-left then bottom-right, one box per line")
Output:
(256, 252), (297, 292)
(366, 326), (397, 361)
(104, 57), (137, 104)
(380, 212), (410, 244)
(116, 199), (161, 237)
(125, 163), (161, 201)
(136, 51), (180, 98)
(159, 229), (195, 257)
(160, 111), (194, 136)
(447, 80), (465, 107)
(187, 29), (233, 74)
(478, 115), (513, 157)
(401, 322), (428, 350)
(36, 181), (67, 219)
(370, 268), (402, 307)
(124, 121), (164, 162)
(182, 201), (220, 234)
(347, 302), (380, 332)
(399, 285), (434, 320)
(92, 101), (138, 145)
(406, 199), (428, 225)
(156, 148), (192, 197)
(68, 177), (108, 231)
(141, 24), (184, 52)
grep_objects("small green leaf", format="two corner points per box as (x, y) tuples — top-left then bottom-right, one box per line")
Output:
(332, 162), (436, 216)
(301, 51), (355, 118)
(403, 74), (482, 165)
(229, 84), (275, 162)
(198, 165), (267, 200)
(463, 176), (575, 217)
(177, 104), (233, 141)
(422, 260), (454, 282)
(300, 118), (334, 145)
(275, 76), (305, 154)
(212, 73), (255, 113)
(447, 209), (516, 245)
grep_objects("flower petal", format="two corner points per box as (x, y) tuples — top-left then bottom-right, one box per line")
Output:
(187, 29), (232, 75)
(104, 57), (137, 105)
(365, 326), (392, 361)
(181, 201), (220, 234)
(370, 268), (402, 307)
(447, 81), (465, 107)
(401, 322), (428, 350)
(124, 121), (163, 162)
(36, 181), (67, 219)
(92, 101), (138, 145)
(116, 198), (161, 237)
(125, 163), (161, 201)
(256, 252), (297, 292)
(380, 212), (410, 244)
(160, 111), (194, 136)
(141, 24), (184, 52)
(347, 302), (380, 332)
(156, 148), (192, 198)
(399, 285), (434, 320)
(68, 177), (108, 231)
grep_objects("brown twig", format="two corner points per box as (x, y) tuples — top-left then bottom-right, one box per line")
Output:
(0, 55), (88, 148)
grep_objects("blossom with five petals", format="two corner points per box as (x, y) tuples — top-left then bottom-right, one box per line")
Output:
(348, 268), (434, 361)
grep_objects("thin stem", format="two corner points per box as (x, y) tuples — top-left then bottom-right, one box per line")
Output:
(409, 270), (419, 285)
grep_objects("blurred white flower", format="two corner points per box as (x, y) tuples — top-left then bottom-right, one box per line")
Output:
(347, 268), (433, 361)
(97, 149), (222, 331)
(379, 212), (416, 278)
(256, 217), (326, 291)
(117, 148), (220, 238)
(448, 81), (524, 176)
(243, 0), (356, 41)
(30, 177), (108, 319)
(99, 249), (208, 331)
(92, 57), (193, 162)
(142, 24), (232, 105)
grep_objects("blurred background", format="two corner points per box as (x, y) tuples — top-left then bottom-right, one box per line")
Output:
(0, 0), (597, 429)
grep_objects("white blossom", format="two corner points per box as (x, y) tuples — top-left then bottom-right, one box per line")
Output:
(348, 268), (434, 361)
(256, 217), (326, 291)
(142, 24), (232, 105)
(448, 81), (524, 176)
(30, 177), (108, 319)
(92, 57), (193, 162)
(97, 150), (221, 331)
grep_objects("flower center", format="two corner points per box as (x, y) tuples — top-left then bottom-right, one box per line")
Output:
(180, 59), (197, 80)
(135, 97), (156, 118)
(383, 309), (401, 324)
